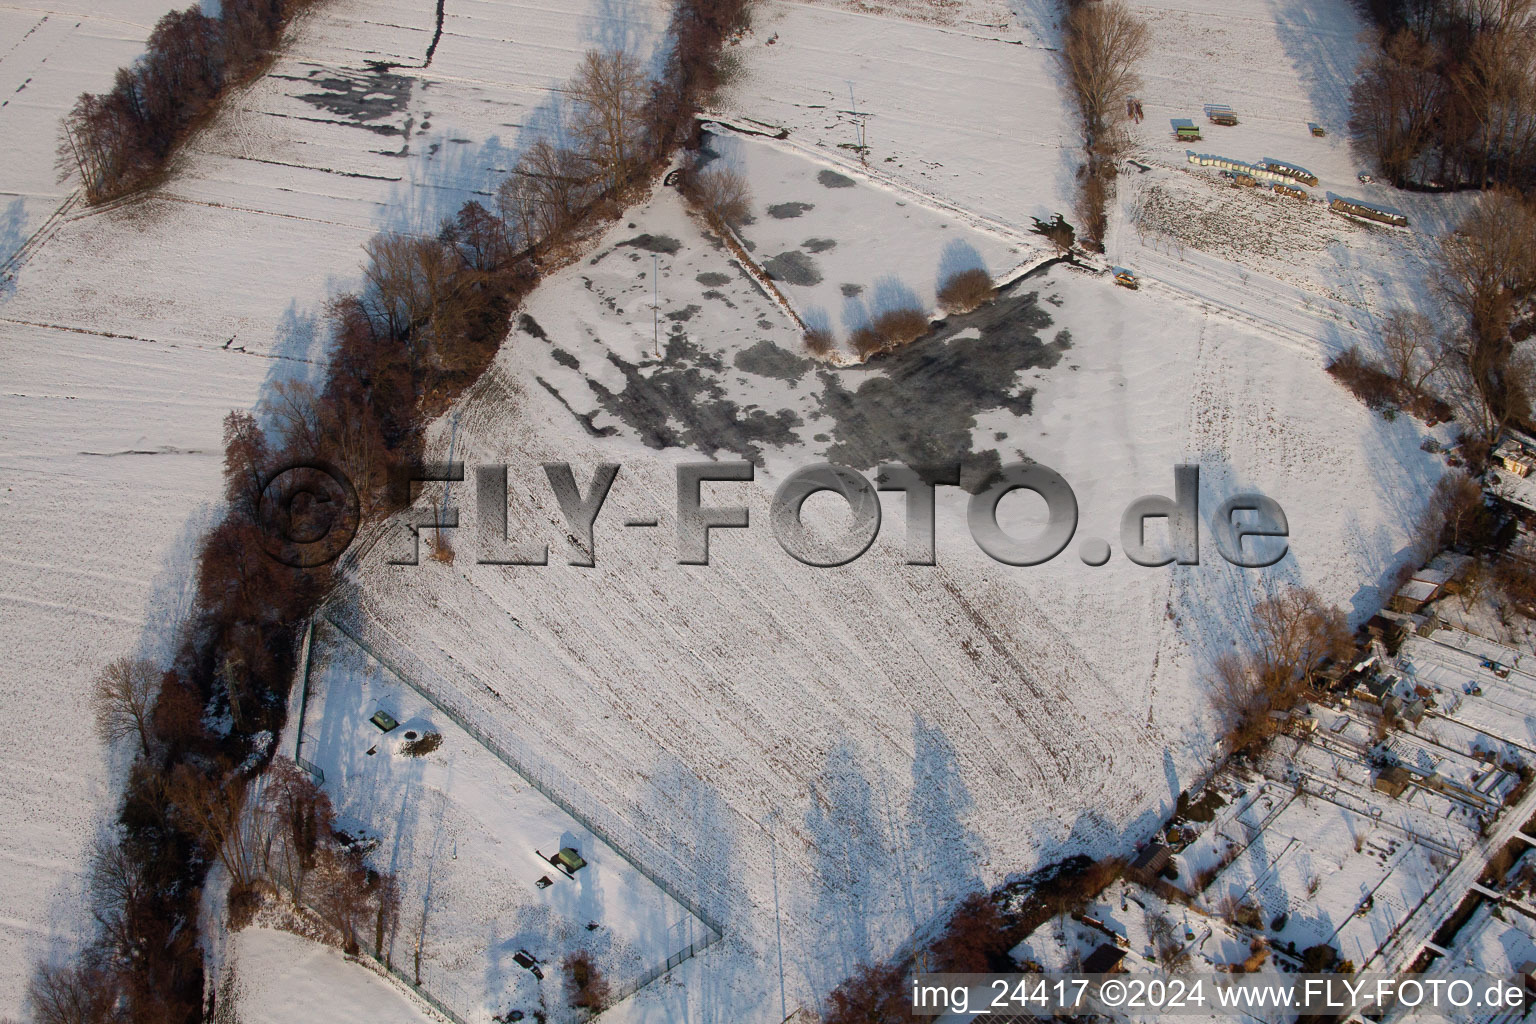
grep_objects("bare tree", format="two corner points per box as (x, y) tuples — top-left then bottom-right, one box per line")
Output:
(91, 657), (158, 757)
(1437, 190), (1536, 354)
(1380, 308), (1451, 397)
(686, 164), (752, 229)
(1251, 586), (1352, 690)
(569, 49), (652, 195)
(27, 963), (119, 1024)
(1349, 30), (1443, 186)
(167, 763), (262, 889)
(89, 838), (149, 960)
(1060, 0), (1149, 145)
(497, 139), (596, 249)
(1420, 471), (1489, 551)
(261, 758), (332, 905)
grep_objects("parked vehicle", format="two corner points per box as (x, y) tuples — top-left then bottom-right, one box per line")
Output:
(1309, 122), (1327, 137)
(1113, 268), (1139, 290)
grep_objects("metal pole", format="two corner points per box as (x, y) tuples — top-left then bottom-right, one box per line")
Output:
(769, 813), (786, 1022)
(439, 409), (460, 534)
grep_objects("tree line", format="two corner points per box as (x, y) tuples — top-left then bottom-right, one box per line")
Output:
(58, 0), (325, 204)
(31, 0), (755, 1018)
(1351, 0), (1536, 191)
(1058, 0), (1149, 250)
(1328, 189), (1536, 446)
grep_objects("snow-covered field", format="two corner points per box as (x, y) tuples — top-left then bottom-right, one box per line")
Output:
(298, 620), (709, 1022)
(334, 134), (1451, 1015)
(1110, 0), (1476, 353)
(0, 0), (664, 1015)
(221, 927), (433, 1024)
(0, 0), (1501, 1019)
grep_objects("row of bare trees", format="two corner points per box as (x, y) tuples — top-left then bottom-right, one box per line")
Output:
(59, 0), (322, 203)
(1329, 190), (1536, 443)
(1058, 0), (1149, 248)
(1351, 0), (1536, 190)
(38, 0), (757, 1018)
(821, 856), (1125, 1024)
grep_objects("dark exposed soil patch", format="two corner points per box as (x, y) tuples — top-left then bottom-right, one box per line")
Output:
(762, 250), (822, 286)
(618, 233), (682, 254)
(815, 285), (1061, 490)
(295, 66), (414, 123)
(589, 334), (802, 461)
(840, 283), (863, 297)
(545, 272), (1063, 481)
(817, 170), (856, 189)
(734, 340), (813, 382)
(767, 202), (814, 219)
(695, 272), (731, 287)
(802, 237), (837, 253)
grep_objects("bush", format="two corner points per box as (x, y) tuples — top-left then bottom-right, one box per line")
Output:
(401, 731), (443, 757)
(563, 950), (610, 1011)
(937, 268), (995, 314)
(687, 165), (753, 229)
(851, 324), (886, 360)
(803, 327), (834, 357)
(873, 307), (931, 348)
(1327, 345), (1400, 411)
(823, 962), (914, 1024)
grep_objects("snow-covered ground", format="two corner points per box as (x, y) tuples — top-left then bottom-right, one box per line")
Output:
(1, 0), (1511, 1019)
(1109, 0), (1477, 355)
(221, 927), (435, 1024)
(298, 620), (709, 1023)
(0, 0), (665, 1015)
(334, 146), (1451, 1016)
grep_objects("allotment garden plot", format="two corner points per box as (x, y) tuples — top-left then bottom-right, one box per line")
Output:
(295, 619), (709, 1024)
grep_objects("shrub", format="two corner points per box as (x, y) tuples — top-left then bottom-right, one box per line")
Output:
(1030, 212), (1076, 253)
(803, 327), (834, 357)
(823, 962), (914, 1024)
(401, 731), (442, 757)
(851, 324), (886, 360)
(1327, 345), (1399, 411)
(687, 164), (753, 228)
(227, 880), (262, 930)
(563, 950), (610, 1011)
(937, 267), (995, 314)
(873, 307), (930, 348)
(932, 893), (1012, 973)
